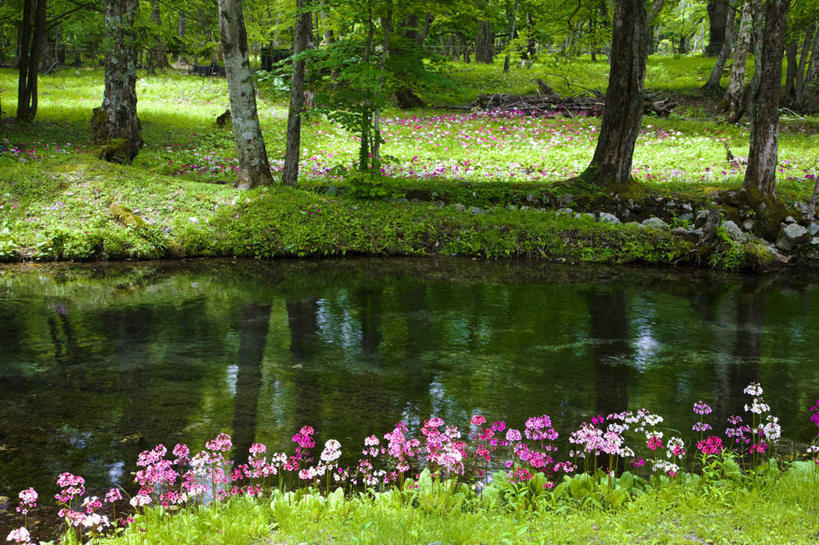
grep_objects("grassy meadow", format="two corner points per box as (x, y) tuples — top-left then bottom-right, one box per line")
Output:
(0, 55), (817, 267)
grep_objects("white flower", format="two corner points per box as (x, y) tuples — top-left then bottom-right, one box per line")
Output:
(6, 527), (30, 543)
(744, 382), (763, 396)
(745, 399), (770, 414)
(762, 416), (781, 442)
(130, 494), (151, 507)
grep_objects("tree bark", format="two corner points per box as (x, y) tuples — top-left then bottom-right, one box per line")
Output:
(148, 0), (168, 73)
(475, 21), (494, 63)
(218, 0), (273, 189)
(177, 10), (187, 63)
(16, 0), (46, 122)
(578, 0), (648, 186)
(706, 0), (729, 56)
(723, 1), (752, 120)
(743, 0), (790, 239)
(282, 0), (313, 187)
(503, 0), (519, 74)
(793, 23), (819, 110)
(372, 0), (392, 171)
(702, 4), (736, 95)
(91, 0), (143, 164)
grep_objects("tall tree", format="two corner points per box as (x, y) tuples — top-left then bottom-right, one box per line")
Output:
(722, 1), (752, 119)
(577, 0), (649, 187)
(16, 0), (47, 121)
(702, 4), (736, 95)
(282, 0), (313, 187)
(147, 0), (168, 73)
(705, 0), (729, 56)
(743, 0), (790, 239)
(91, 0), (143, 164)
(217, 0), (273, 189)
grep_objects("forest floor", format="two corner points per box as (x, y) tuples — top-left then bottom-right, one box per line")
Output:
(0, 56), (817, 270)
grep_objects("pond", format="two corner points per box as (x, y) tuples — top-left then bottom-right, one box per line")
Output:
(1, 258), (818, 498)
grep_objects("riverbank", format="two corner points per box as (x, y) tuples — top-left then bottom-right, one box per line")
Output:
(1, 65), (818, 271)
(8, 464), (819, 545)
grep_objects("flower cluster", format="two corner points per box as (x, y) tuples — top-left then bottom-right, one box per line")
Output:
(7, 382), (818, 545)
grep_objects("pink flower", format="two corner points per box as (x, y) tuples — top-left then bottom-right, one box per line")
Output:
(647, 436), (663, 451)
(471, 415), (486, 426)
(696, 436), (723, 455)
(104, 488), (122, 503)
(505, 429), (522, 442)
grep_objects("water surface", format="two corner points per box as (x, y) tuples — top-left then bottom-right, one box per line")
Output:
(1, 258), (818, 497)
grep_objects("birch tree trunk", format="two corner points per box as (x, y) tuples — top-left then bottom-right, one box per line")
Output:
(743, 0), (790, 239)
(723, 1), (752, 120)
(91, 0), (143, 164)
(578, 0), (648, 186)
(282, 0), (313, 187)
(218, 0), (273, 189)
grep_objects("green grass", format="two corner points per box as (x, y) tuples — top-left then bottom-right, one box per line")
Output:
(76, 463), (819, 545)
(0, 61), (817, 269)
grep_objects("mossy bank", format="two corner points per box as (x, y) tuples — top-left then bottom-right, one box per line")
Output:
(0, 154), (747, 269)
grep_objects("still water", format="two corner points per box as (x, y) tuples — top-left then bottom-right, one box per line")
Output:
(1, 258), (818, 497)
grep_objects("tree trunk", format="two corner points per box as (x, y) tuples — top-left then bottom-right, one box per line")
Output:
(319, 0), (334, 44)
(475, 21), (494, 63)
(706, 0), (729, 56)
(743, 0), (789, 239)
(16, 0), (46, 122)
(503, 0), (519, 74)
(723, 1), (752, 120)
(578, 0), (648, 186)
(91, 0), (143, 164)
(702, 5), (736, 95)
(177, 11), (187, 63)
(149, 0), (168, 73)
(372, 0), (392, 171)
(793, 23), (818, 110)
(784, 36), (798, 103)
(282, 0), (313, 187)
(218, 0), (273, 189)
(742, 1), (765, 118)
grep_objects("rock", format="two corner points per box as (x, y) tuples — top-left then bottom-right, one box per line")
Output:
(666, 200), (676, 208)
(801, 237), (819, 260)
(556, 207), (573, 216)
(694, 210), (711, 229)
(471, 206), (485, 215)
(520, 205), (530, 211)
(785, 216), (797, 224)
(795, 201), (810, 215)
(678, 212), (693, 223)
(721, 220), (747, 243)
(681, 202), (693, 211)
(598, 212), (620, 224)
(526, 193), (537, 203)
(452, 203), (466, 212)
(742, 219), (755, 231)
(776, 223), (810, 252)
(809, 222), (819, 236)
(557, 194), (574, 206)
(642, 217), (669, 230)
(625, 221), (645, 229)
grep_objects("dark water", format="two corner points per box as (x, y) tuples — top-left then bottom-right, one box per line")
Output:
(1, 258), (819, 498)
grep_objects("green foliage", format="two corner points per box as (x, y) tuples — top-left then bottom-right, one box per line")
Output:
(91, 463), (819, 545)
